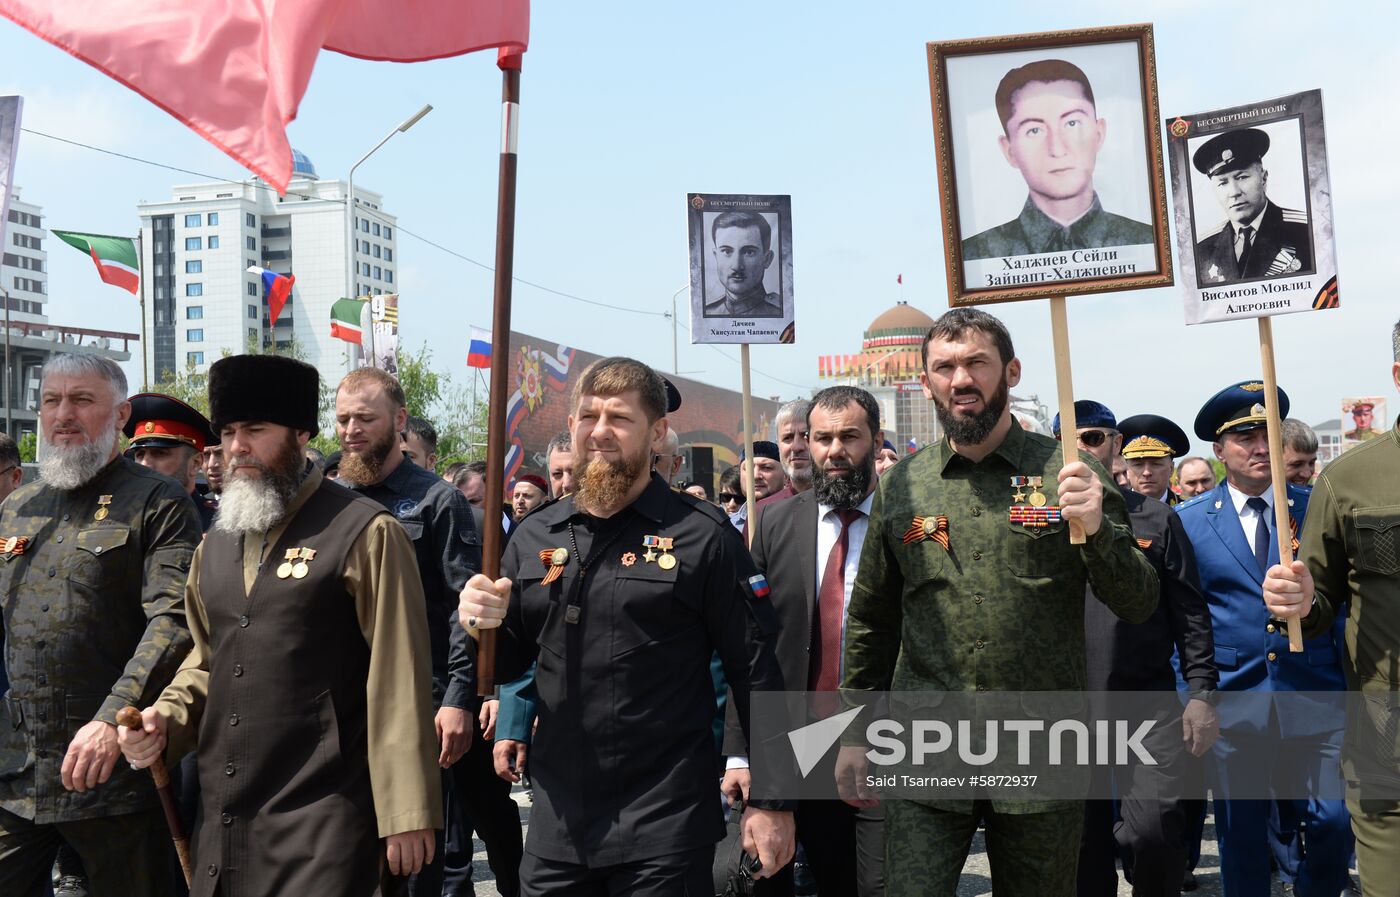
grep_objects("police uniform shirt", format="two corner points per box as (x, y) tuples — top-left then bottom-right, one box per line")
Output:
(0, 456), (200, 823)
(491, 472), (785, 866)
(961, 194), (1155, 261)
(342, 458), (481, 710)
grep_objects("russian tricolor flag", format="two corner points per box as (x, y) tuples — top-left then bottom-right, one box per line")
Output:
(907, 437), (917, 454)
(247, 266), (295, 326)
(468, 326), (492, 369)
(747, 573), (770, 600)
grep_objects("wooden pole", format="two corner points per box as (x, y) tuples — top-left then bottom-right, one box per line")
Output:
(1049, 297), (1087, 545)
(477, 56), (523, 696)
(1257, 317), (1304, 653)
(740, 344), (756, 548)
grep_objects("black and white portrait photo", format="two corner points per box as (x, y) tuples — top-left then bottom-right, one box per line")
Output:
(687, 193), (795, 344)
(1166, 89), (1339, 324)
(927, 25), (1172, 306)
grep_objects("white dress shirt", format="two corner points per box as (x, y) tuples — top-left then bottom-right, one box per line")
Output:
(1227, 481), (1273, 546)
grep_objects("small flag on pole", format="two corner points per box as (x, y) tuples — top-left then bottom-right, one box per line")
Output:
(52, 231), (139, 294)
(247, 266), (295, 326)
(897, 273), (903, 285)
(468, 326), (492, 369)
(329, 298), (365, 344)
(907, 437), (917, 454)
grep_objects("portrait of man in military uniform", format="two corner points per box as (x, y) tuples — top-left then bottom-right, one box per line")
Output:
(1342, 397), (1385, 443)
(1191, 126), (1313, 286)
(960, 58), (1155, 261)
(702, 210), (784, 318)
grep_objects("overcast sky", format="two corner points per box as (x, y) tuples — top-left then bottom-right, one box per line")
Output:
(2, 1), (1395, 458)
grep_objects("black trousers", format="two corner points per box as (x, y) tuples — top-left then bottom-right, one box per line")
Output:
(1077, 712), (1200, 897)
(521, 847), (712, 897)
(0, 805), (174, 897)
(753, 799), (885, 896)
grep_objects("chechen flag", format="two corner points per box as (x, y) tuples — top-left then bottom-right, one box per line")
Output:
(467, 326), (492, 369)
(330, 298), (365, 344)
(52, 230), (138, 294)
(0, 1), (530, 194)
(248, 266), (294, 326)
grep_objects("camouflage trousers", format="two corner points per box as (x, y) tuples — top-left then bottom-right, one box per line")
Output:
(0, 805), (174, 897)
(884, 800), (1084, 897)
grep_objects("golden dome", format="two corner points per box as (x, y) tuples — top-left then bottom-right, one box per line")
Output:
(864, 301), (935, 349)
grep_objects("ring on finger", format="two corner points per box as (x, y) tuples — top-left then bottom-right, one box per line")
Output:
(467, 615), (478, 628)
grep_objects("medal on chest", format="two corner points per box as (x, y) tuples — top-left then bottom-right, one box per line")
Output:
(538, 548), (569, 585)
(94, 494), (112, 521)
(1, 536), (28, 556)
(641, 535), (676, 570)
(276, 547), (316, 579)
(1009, 476), (1062, 528)
(902, 515), (950, 551)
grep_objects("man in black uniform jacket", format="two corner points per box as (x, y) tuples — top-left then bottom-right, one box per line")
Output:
(461, 356), (794, 895)
(1054, 401), (1220, 897)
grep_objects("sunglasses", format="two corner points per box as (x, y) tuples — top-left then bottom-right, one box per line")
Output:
(718, 492), (742, 503)
(1056, 429), (1114, 448)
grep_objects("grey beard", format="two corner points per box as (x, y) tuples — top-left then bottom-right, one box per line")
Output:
(783, 461), (813, 489)
(39, 426), (117, 491)
(214, 457), (305, 534)
(812, 457), (875, 510)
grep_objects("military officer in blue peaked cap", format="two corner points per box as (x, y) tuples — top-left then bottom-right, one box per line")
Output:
(1192, 128), (1313, 287)
(1118, 414), (1191, 507)
(1176, 380), (1351, 897)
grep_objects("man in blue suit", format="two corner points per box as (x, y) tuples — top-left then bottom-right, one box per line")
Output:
(1176, 381), (1351, 897)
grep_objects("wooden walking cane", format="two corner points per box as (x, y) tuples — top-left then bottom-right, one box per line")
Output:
(116, 706), (192, 886)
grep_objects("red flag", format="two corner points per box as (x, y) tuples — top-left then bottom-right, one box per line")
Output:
(897, 273), (903, 285)
(0, 0), (529, 193)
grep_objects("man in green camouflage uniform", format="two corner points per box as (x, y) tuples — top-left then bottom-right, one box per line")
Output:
(0, 354), (200, 896)
(835, 309), (1159, 897)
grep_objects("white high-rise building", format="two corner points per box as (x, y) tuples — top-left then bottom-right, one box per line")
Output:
(3, 187), (49, 325)
(136, 150), (398, 382)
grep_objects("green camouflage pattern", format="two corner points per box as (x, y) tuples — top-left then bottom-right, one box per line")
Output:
(0, 457), (199, 823)
(842, 423), (1158, 813)
(884, 799), (1083, 897)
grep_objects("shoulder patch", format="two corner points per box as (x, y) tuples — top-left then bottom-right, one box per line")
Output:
(1279, 208), (1308, 222)
(1197, 220), (1228, 239)
(746, 573), (770, 601)
(1175, 492), (1212, 513)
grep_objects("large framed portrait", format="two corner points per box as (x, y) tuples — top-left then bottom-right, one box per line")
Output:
(1164, 89), (1339, 325)
(687, 193), (795, 344)
(927, 24), (1173, 306)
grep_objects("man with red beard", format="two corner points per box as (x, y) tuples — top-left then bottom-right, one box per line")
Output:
(461, 356), (795, 894)
(117, 354), (441, 897)
(332, 367), (519, 897)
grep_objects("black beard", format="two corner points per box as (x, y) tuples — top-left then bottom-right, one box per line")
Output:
(934, 374), (1010, 446)
(812, 453), (875, 510)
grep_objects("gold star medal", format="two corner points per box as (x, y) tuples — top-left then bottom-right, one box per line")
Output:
(291, 547), (316, 579)
(1009, 476), (1028, 503)
(538, 548), (569, 585)
(642, 535), (660, 564)
(276, 548), (298, 579)
(656, 537), (677, 571)
(94, 495), (112, 521)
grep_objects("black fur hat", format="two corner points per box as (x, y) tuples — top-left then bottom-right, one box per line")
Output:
(208, 355), (320, 436)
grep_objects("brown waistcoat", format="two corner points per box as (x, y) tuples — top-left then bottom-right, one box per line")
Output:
(190, 479), (384, 897)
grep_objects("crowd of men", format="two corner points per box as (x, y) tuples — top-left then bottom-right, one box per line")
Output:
(0, 307), (1395, 897)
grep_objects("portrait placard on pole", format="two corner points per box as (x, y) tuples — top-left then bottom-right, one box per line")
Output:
(686, 193), (795, 344)
(1165, 89), (1338, 325)
(927, 24), (1173, 307)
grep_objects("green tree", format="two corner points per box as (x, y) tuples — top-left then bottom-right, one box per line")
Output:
(18, 432), (35, 463)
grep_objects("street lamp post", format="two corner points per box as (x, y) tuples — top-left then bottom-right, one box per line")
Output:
(1, 286), (10, 437)
(345, 103), (433, 368)
(668, 284), (687, 374)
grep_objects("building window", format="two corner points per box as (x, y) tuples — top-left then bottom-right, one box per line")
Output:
(384, 248), (392, 262)
(208, 236), (219, 249)
(362, 262), (371, 276)
(383, 226), (392, 240)
(184, 213), (201, 227)
(186, 283), (203, 297)
(373, 266), (381, 280)
(216, 193), (233, 199)
(353, 239), (359, 253)
(187, 328), (204, 342)
(246, 236), (256, 251)
(248, 304), (258, 319)
(372, 223), (381, 236)
(247, 283), (258, 297)
(153, 218), (169, 232)
(372, 244), (381, 258)
(361, 219), (369, 233)
(188, 351), (205, 365)
(385, 270), (393, 283)
(208, 212), (219, 226)
(245, 212), (256, 228)
(247, 258), (256, 269)
(185, 237), (202, 251)
(154, 263), (165, 277)
(186, 306), (204, 319)
(185, 260), (202, 274)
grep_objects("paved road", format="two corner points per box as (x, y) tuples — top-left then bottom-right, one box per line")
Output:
(465, 793), (1353, 896)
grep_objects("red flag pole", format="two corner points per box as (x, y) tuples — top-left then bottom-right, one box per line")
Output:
(478, 52), (522, 697)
